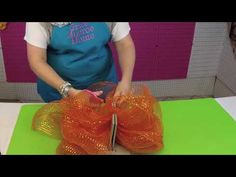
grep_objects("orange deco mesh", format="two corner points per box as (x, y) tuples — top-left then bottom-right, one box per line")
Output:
(32, 82), (163, 154)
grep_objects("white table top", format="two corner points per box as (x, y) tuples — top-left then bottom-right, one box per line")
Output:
(215, 96), (236, 121)
(1, 96), (236, 155)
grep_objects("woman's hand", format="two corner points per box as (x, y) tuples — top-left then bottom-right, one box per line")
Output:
(113, 80), (132, 105)
(68, 88), (103, 98)
(67, 88), (81, 97)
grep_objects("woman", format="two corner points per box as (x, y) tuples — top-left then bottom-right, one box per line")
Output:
(25, 22), (135, 102)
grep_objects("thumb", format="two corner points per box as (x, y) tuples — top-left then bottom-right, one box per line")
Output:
(93, 91), (103, 96)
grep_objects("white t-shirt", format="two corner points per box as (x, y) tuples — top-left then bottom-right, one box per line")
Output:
(24, 22), (131, 49)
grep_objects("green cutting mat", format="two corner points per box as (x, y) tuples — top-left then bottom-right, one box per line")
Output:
(7, 98), (236, 155)
(7, 105), (60, 155)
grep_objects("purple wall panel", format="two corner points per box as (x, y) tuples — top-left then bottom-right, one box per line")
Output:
(0, 22), (195, 82)
(0, 22), (36, 82)
(131, 22), (195, 81)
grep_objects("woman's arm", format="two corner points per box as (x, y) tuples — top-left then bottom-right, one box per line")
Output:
(113, 34), (136, 97)
(27, 43), (65, 91)
(27, 43), (93, 97)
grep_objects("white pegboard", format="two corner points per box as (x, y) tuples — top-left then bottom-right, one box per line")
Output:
(0, 78), (215, 102)
(133, 77), (215, 98)
(0, 37), (6, 82)
(0, 82), (42, 101)
(187, 22), (227, 78)
(213, 78), (235, 98)
(217, 32), (236, 93)
(15, 83), (43, 101)
(0, 82), (17, 99)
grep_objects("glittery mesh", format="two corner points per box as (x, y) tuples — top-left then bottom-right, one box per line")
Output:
(32, 82), (163, 154)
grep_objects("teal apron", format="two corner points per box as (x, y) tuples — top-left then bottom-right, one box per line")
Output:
(37, 22), (118, 102)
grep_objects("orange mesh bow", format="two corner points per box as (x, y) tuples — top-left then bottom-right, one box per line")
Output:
(32, 82), (163, 154)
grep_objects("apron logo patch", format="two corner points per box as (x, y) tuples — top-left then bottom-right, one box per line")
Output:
(68, 23), (95, 44)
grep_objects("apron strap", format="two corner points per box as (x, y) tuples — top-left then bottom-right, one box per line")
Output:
(43, 22), (115, 42)
(105, 22), (117, 33)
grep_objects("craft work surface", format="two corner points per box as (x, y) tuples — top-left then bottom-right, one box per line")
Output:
(215, 96), (236, 121)
(1, 96), (236, 155)
(158, 97), (236, 154)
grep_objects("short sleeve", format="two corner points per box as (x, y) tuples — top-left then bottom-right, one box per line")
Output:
(24, 22), (49, 49)
(111, 22), (131, 42)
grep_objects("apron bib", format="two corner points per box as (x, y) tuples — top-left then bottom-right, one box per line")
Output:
(37, 22), (118, 102)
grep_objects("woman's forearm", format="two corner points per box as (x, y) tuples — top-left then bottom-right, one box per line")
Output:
(27, 43), (65, 91)
(30, 61), (65, 91)
(115, 34), (135, 83)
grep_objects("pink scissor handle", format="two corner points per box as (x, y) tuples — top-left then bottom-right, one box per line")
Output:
(83, 89), (104, 103)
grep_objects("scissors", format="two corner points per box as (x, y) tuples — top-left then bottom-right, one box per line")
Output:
(109, 113), (118, 151)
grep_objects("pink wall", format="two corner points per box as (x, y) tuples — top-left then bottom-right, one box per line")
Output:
(112, 22), (195, 81)
(0, 22), (195, 83)
(0, 23), (36, 82)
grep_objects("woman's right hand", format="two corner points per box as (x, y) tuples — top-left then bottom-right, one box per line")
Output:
(68, 88), (82, 97)
(68, 88), (103, 98)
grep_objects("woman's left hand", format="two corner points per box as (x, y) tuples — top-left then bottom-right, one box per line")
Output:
(113, 80), (131, 105)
